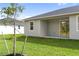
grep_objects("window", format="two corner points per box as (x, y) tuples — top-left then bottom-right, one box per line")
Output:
(18, 25), (20, 29)
(30, 22), (34, 30)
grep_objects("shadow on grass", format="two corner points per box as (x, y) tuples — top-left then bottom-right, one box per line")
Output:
(2, 34), (26, 41)
(5, 35), (79, 50)
(0, 34), (13, 40)
(23, 36), (79, 50)
(16, 35), (26, 41)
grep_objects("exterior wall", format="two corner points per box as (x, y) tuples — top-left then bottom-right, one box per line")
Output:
(24, 20), (41, 36)
(0, 25), (24, 34)
(47, 19), (60, 37)
(69, 15), (79, 39)
(24, 15), (79, 39)
(24, 19), (60, 37)
(0, 19), (24, 34)
(24, 19), (67, 38)
(40, 20), (48, 36)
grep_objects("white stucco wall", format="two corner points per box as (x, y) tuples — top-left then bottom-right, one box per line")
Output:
(24, 20), (41, 36)
(0, 25), (24, 34)
(40, 20), (48, 36)
(69, 15), (79, 39)
(47, 19), (60, 37)
(24, 19), (61, 37)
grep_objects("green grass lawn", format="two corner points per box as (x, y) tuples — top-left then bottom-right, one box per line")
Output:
(0, 34), (79, 56)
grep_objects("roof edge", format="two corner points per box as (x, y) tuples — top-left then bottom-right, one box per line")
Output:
(24, 12), (79, 21)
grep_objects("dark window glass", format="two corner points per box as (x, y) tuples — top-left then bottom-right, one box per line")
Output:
(30, 22), (33, 30)
(18, 25), (20, 29)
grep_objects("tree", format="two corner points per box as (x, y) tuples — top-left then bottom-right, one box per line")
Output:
(1, 3), (24, 56)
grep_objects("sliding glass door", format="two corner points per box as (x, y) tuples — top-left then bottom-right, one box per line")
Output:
(59, 20), (69, 38)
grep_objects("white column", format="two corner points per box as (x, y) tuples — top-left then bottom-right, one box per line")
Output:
(69, 15), (79, 39)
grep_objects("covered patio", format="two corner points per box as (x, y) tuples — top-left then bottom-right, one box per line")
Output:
(39, 16), (69, 38)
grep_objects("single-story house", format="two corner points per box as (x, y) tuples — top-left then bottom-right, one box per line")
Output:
(24, 6), (79, 39)
(0, 18), (24, 34)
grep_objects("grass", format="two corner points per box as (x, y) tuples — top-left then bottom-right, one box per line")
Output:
(0, 34), (79, 56)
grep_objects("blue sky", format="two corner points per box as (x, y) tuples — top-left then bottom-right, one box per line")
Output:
(0, 3), (79, 20)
